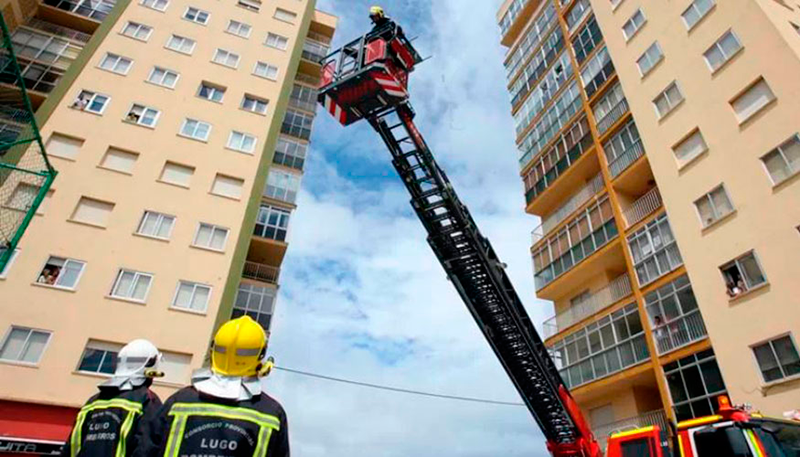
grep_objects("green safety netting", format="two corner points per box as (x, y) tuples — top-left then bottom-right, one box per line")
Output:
(0, 12), (57, 271)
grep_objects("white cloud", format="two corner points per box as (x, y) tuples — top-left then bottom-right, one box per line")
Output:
(264, 1), (554, 455)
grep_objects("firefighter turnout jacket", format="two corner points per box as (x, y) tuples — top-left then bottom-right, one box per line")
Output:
(135, 387), (289, 457)
(61, 385), (162, 457)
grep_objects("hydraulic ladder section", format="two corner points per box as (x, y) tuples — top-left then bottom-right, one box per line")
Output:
(367, 101), (578, 446)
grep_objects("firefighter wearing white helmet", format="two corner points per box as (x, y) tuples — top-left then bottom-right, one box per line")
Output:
(60, 339), (164, 457)
(135, 316), (288, 457)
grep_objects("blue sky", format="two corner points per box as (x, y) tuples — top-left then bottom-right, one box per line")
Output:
(263, 1), (554, 455)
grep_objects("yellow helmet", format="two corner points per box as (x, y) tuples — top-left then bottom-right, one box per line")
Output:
(370, 6), (384, 17)
(211, 316), (267, 377)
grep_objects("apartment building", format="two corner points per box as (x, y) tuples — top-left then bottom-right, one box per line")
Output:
(0, 0), (334, 451)
(497, 0), (800, 446)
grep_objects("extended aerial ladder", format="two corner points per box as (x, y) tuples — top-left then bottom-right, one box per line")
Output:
(317, 22), (600, 457)
(316, 19), (800, 457)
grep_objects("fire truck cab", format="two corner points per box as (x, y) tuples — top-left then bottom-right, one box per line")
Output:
(606, 397), (800, 457)
(318, 23), (423, 126)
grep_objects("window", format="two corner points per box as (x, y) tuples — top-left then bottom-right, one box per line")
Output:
(211, 174), (244, 199)
(71, 197), (114, 227)
(0, 327), (51, 364)
(172, 281), (211, 313)
(136, 211), (175, 239)
(579, 47), (612, 99)
(549, 303), (649, 389)
(603, 119), (642, 177)
(682, 0), (715, 30)
(645, 275), (703, 355)
(4, 183), (41, 212)
(212, 49), (239, 68)
(10, 27), (83, 68)
(281, 109), (314, 140)
(226, 20), (251, 38)
(720, 251), (767, 296)
(180, 119), (211, 141)
(147, 67), (179, 88)
(193, 223), (229, 250)
(71, 90), (109, 114)
(233, 283), (276, 331)
(289, 83), (318, 112)
(627, 213), (683, 286)
(0, 249), (20, 279)
(273, 137), (306, 171)
(637, 42), (663, 77)
(753, 335), (800, 383)
(77, 340), (120, 374)
(165, 35), (196, 55)
(254, 205), (290, 241)
(237, 0), (260, 11)
(694, 185), (734, 227)
(761, 134), (800, 184)
(704, 30), (742, 72)
(264, 169), (301, 203)
(36, 256), (85, 289)
(226, 131), (257, 153)
(592, 82), (626, 134)
(253, 61), (278, 80)
(653, 81), (684, 119)
(265, 33), (289, 51)
(622, 9), (646, 41)
(183, 6), (209, 24)
(121, 21), (152, 41)
(159, 351), (191, 384)
(125, 104), (160, 127)
(274, 8), (296, 23)
(565, 0), (591, 32)
(664, 349), (727, 421)
(99, 53), (132, 75)
(197, 82), (225, 102)
(99, 147), (138, 174)
(46, 133), (83, 160)
(731, 78), (776, 124)
(141, 0), (168, 11)
(242, 95), (268, 114)
(572, 16), (602, 64)
(110, 269), (153, 302)
(673, 129), (708, 167)
(159, 162), (194, 187)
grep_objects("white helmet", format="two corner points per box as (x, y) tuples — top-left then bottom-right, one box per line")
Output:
(100, 339), (163, 390)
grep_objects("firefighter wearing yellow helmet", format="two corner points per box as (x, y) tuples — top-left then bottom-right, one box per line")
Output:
(369, 5), (393, 30)
(135, 317), (289, 457)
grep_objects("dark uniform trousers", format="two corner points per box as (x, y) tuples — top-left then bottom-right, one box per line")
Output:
(135, 387), (289, 457)
(60, 386), (162, 457)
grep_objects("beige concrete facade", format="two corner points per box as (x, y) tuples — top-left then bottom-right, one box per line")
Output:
(497, 0), (800, 439)
(0, 0), (334, 415)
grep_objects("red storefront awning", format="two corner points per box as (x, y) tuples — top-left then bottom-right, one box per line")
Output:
(0, 400), (77, 455)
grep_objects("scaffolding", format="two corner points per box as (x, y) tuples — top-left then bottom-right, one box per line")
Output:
(0, 13), (57, 271)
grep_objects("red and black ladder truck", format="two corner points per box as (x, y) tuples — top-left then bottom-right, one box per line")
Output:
(315, 21), (800, 457)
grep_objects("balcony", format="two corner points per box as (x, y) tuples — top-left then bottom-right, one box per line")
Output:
(593, 410), (668, 451)
(301, 39), (328, 64)
(543, 274), (632, 339)
(532, 173), (604, 241)
(609, 139), (644, 178)
(38, 0), (114, 33)
(595, 98), (629, 136)
(623, 187), (662, 229)
(584, 60), (614, 101)
(653, 310), (707, 355)
(499, 0), (537, 46)
(25, 18), (91, 43)
(242, 261), (280, 285)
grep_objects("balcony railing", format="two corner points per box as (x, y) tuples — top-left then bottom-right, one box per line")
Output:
(524, 132), (594, 204)
(288, 96), (317, 113)
(295, 73), (319, 86)
(25, 18), (91, 42)
(542, 274), (632, 339)
(623, 187), (662, 229)
(584, 60), (615, 100)
(242, 261), (280, 285)
(595, 98), (629, 136)
(42, 0), (116, 21)
(302, 39), (329, 64)
(306, 31), (332, 45)
(593, 410), (668, 451)
(533, 173), (604, 242)
(609, 140), (644, 178)
(653, 310), (707, 355)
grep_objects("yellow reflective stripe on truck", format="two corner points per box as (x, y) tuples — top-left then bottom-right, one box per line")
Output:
(164, 403), (280, 457)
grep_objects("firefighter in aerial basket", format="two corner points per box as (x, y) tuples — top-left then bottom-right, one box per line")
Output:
(136, 316), (288, 457)
(61, 339), (164, 457)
